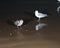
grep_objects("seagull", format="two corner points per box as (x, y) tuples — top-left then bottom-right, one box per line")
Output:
(57, 6), (60, 13)
(35, 10), (47, 22)
(14, 19), (24, 29)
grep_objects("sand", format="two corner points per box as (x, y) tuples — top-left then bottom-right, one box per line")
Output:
(0, 11), (60, 48)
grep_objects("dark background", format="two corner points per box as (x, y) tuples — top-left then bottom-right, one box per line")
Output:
(0, 0), (57, 14)
(0, 1), (60, 47)
(0, 0), (58, 24)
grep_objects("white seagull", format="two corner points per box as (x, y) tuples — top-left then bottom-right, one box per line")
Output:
(14, 19), (24, 29)
(35, 10), (47, 22)
(57, 6), (60, 13)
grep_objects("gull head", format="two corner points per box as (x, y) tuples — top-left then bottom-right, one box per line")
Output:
(35, 10), (38, 14)
(35, 10), (39, 17)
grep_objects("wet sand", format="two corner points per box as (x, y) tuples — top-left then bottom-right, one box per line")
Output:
(0, 11), (60, 48)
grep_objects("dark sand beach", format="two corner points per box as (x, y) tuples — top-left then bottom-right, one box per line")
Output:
(0, 10), (60, 48)
(0, 0), (60, 48)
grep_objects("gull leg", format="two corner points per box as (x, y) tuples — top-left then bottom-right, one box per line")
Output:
(37, 18), (40, 23)
(17, 26), (20, 35)
(17, 26), (22, 35)
(20, 26), (22, 30)
(17, 26), (19, 30)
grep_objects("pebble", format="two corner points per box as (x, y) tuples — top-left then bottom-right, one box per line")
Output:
(10, 33), (13, 36)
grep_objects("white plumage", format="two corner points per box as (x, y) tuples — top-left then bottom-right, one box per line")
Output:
(57, 6), (60, 13)
(57, 0), (60, 3)
(57, 0), (60, 2)
(14, 19), (24, 29)
(35, 10), (47, 22)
